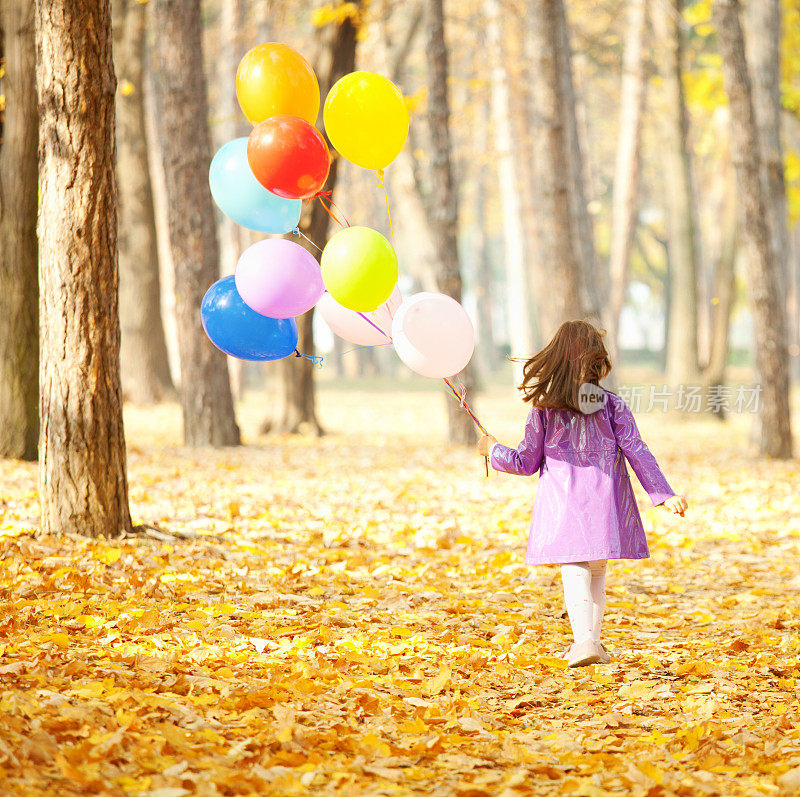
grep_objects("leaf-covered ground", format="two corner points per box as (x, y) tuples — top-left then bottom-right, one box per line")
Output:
(1, 381), (799, 796)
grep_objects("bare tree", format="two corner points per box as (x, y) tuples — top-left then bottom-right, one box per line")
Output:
(425, 0), (477, 445)
(485, 0), (533, 380)
(270, 5), (360, 435)
(213, 0), (247, 282)
(211, 0), (249, 400)
(113, 0), (174, 404)
(0, 0), (38, 460)
(713, 0), (792, 458)
(651, 0), (700, 386)
(704, 152), (737, 406)
(381, 5), (439, 297)
(744, 0), (790, 303)
(555, 0), (604, 330)
(250, 0), (275, 43)
(152, 0), (240, 446)
(525, 0), (584, 340)
(469, 90), (499, 377)
(37, 0), (133, 536)
(608, 0), (648, 357)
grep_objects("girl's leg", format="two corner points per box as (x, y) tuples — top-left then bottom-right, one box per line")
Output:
(560, 562), (593, 644)
(587, 559), (608, 642)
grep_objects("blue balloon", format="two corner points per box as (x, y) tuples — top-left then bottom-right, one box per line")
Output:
(201, 276), (298, 361)
(209, 138), (302, 233)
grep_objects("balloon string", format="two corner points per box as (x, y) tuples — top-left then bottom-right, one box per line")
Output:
(335, 343), (392, 358)
(357, 312), (392, 341)
(294, 349), (324, 369)
(375, 169), (396, 245)
(313, 190), (350, 229)
(442, 376), (490, 477)
(442, 376), (489, 479)
(292, 228), (323, 253)
(442, 376), (488, 435)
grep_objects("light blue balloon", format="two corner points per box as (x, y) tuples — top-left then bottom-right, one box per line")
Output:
(209, 137), (302, 233)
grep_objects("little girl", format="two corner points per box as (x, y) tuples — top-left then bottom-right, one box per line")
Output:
(478, 320), (687, 667)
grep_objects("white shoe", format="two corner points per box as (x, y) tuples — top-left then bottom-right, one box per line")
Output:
(567, 639), (603, 667)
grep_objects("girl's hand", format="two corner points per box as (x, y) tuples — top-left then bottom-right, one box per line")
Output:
(477, 434), (497, 456)
(663, 495), (688, 516)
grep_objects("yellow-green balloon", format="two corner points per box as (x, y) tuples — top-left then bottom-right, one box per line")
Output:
(320, 226), (399, 312)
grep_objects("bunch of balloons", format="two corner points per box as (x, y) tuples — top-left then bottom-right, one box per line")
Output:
(201, 41), (476, 383)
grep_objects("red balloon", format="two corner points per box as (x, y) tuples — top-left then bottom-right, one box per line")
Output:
(247, 115), (330, 200)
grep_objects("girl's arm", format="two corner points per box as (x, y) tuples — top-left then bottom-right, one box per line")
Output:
(608, 395), (675, 506)
(488, 407), (545, 476)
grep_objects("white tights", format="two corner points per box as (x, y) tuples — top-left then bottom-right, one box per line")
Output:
(560, 560), (607, 644)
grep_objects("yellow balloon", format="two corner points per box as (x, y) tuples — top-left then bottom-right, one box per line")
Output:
(323, 72), (409, 171)
(236, 43), (320, 125)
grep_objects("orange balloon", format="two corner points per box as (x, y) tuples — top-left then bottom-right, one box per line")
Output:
(235, 43), (320, 125)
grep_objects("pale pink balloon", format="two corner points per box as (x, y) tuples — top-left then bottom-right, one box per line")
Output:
(317, 286), (401, 346)
(391, 292), (475, 378)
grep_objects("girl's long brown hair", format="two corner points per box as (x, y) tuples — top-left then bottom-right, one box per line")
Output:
(517, 320), (612, 411)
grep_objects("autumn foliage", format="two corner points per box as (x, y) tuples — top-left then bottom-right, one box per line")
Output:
(0, 388), (798, 795)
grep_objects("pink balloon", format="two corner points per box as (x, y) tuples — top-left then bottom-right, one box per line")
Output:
(317, 286), (401, 346)
(391, 292), (475, 378)
(235, 238), (324, 319)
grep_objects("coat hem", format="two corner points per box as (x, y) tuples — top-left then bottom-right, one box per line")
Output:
(525, 553), (650, 565)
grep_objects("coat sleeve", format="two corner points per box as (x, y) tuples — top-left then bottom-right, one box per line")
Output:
(489, 406), (545, 476)
(608, 395), (675, 506)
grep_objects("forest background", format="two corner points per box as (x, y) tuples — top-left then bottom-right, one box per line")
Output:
(0, 0), (799, 795)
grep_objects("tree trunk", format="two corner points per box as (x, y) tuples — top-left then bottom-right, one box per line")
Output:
(277, 310), (321, 434)
(714, 0), (793, 458)
(213, 0), (247, 282)
(525, 0), (584, 341)
(0, 0), (38, 461)
(275, 6), (360, 435)
(651, 0), (700, 386)
(37, 0), (133, 536)
(426, 0), (477, 445)
(470, 90), (497, 378)
(608, 0), (648, 358)
(508, 16), (545, 352)
(635, 230), (670, 369)
(744, 0), (790, 300)
(792, 226), (800, 381)
(703, 157), (737, 414)
(555, 0), (604, 330)
(485, 0), (533, 382)
(112, 0), (174, 405)
(142, 46), (179, 384)
(512, 41), (544, 352)
(152, 0), (240, 447)
(215, 0), (246, 192)
(250, 0), (273, 43)
(388, 147), (438, 292)
(214, 0), (247, 401)
(381, 8), (438, 294)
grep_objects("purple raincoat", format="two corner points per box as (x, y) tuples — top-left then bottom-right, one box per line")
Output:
(490, 390), (675, 565)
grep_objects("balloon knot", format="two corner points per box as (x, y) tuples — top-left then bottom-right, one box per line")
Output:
(294, 350), (324, 369)
(456, 375), (468, 408)
(375, 169), (385, 188)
